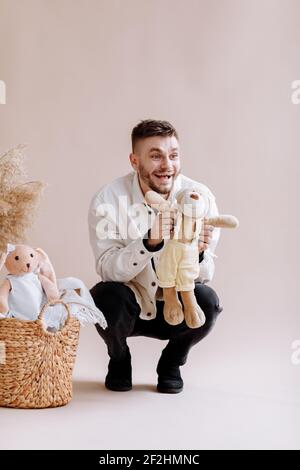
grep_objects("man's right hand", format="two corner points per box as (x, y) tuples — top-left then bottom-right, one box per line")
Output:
(147, 208), (176, 248)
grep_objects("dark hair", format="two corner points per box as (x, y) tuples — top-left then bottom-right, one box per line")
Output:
(131, 119), (179, 152)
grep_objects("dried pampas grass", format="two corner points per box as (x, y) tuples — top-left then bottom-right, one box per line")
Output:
(0, 145), (46, 253)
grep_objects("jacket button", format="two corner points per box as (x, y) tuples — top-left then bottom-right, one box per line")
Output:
(151, 282), (156, 286)
(133, 262), (137, 266)
(147, 312), (152, 317)
(148, 211), (152, 215)
(140, 250), (145, 255)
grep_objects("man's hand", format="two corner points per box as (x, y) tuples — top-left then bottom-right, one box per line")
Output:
(147, 208), (176, 248)
(198, 217), (214, 253)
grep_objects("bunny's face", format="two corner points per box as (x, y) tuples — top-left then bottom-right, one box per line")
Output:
(176, 189), (207, 218)
(5, 245), (40, 275)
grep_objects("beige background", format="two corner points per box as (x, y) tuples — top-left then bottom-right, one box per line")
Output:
(0, 0), (299, 449)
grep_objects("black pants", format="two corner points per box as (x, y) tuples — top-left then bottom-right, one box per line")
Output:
(90, 281), (223, 366)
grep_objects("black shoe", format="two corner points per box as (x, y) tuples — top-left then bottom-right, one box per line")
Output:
(105, 350), (132, 392)
(156, 357), (183, 394)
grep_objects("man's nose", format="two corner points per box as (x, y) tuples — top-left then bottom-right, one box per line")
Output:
(160, 157), (173, 169)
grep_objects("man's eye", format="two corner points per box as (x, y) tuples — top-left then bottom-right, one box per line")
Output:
(151, 155), (160, 159)
(170, 154), (178, 159)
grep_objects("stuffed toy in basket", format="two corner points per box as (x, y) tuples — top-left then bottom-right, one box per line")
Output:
(0, 145), (107, 408)
(0, 242), (107, 408)
(0, 300), (80, 409)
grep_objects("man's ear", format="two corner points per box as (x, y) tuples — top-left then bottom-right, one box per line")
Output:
(129, 152), (138, 171)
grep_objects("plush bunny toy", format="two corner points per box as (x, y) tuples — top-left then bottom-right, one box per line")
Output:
(0, 244), (59, 319)
(145, 189), (239, 329)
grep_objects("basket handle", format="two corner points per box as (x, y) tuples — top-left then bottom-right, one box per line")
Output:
(38, 300), (71, 328)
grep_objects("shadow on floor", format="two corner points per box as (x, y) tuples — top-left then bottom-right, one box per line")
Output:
(73, 380), (156, 400)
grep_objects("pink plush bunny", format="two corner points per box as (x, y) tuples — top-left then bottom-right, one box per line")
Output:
(0, 244), (59, 317)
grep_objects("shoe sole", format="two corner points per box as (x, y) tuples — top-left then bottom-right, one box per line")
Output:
(105, 384), (132, 392)
(157, 385), (183, 394)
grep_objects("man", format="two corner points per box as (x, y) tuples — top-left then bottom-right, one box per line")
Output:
(89, 119), (223, 394)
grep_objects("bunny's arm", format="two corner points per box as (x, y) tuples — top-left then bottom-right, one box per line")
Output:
(0, 279), (11, 314)
(38, 273), (59, 303)
(207, 215), (239, 229)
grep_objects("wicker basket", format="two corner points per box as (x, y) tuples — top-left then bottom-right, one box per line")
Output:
(0, 300), (80, 409)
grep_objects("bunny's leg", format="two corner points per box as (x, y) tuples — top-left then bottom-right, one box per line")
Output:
(162, 287), (184, 326)
(157, 241), (184, 326)
(180, 290), (206, 328)
(177, 245), (206, 328)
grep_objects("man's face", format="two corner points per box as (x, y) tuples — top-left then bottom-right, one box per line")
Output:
(130, 136), (181, 195)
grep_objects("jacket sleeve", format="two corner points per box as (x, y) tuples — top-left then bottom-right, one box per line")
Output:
(88, 195), (164, 283)
(196, 194), (220, 284)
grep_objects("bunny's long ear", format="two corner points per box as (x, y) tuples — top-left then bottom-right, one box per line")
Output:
(144, 190), (166, 205)
(144, 190), (171, 212)
(35, 248), (57, 285)
(174, 189), (187, 204)
(0, 252), (8, 272)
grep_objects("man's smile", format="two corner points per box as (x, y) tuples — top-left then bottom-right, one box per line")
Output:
(153, 173), (174, 184)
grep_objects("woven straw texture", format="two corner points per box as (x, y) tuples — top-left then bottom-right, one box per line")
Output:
(0, 301), (80, 409)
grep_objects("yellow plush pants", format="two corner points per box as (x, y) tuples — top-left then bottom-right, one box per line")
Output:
(157, 239), (200, 291)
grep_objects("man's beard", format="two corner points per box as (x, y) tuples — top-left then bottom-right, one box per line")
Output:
(139, 165), (180, 195)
